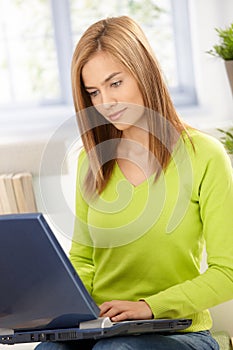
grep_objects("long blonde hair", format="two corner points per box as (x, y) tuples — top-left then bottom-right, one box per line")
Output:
(71, 16), (189, 196)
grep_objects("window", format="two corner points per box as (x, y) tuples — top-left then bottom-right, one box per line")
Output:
(0, 0), (60, 106)
(0, 0), (196, 111)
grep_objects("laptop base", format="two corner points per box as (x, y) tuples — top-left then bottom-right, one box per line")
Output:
(0, 319), (192, 345)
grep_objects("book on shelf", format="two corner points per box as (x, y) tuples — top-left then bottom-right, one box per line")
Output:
(0, 172), (37, 215)
(4, 174), (18, 213)
(12, 173), (37, 213)
(0, 175), (13, 214)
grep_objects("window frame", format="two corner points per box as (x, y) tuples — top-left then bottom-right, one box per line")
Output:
(170, 0), (197, 106)
(50, 0), (73, 105)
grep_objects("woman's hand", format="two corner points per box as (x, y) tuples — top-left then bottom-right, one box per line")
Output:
(99, 300), (153, 322)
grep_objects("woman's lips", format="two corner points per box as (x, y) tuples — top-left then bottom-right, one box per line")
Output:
(108, 108), (127, 121)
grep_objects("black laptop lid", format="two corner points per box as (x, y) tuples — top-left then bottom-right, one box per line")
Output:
(0, 213), (100, 331)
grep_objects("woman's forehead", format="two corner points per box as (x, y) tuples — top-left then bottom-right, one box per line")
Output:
(82, 52), (126, 86)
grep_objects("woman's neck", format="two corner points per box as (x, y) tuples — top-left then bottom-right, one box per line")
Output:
(121, 117), (149, 149)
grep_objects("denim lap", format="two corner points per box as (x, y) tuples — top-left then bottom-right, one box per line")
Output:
(92, 334), (192, 350)
(34, 339), (96, 350)
(92, 331), (219, 350)
(168, 331), (219, 350)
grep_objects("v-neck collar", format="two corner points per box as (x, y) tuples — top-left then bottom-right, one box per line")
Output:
(113, 131), (187, 190)
(114, 161), (155, 191)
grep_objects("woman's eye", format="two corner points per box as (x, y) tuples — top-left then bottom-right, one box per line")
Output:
(88, 90), (99, 98)
(111, 80), (122, 88)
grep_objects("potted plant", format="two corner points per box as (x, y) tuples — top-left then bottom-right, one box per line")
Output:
(217, 127), (233, 165)
(207, 23), (233, 95)
(217, 128), (233, 154)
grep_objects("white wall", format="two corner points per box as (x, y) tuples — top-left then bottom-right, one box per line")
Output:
(181, 0), (233, 128)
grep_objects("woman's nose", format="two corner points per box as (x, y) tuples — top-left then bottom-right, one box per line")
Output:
(101, 91), (117, 109)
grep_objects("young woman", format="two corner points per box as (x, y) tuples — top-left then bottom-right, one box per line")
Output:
(35, 16), (233, 350)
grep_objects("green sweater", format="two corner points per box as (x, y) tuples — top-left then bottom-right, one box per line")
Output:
(69, 129), (233, 332)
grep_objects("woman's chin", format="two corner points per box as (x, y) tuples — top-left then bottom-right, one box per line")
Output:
(111, 122), (133, 131)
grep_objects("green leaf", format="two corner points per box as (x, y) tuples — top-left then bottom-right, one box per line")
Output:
(208, 23), (233, 60)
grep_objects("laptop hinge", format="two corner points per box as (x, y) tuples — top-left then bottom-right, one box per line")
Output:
(79, 317), (113, 329)
(0, 328), (14, 336)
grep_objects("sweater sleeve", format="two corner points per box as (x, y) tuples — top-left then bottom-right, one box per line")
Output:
(144, 139), (233, 319)
(69, 149), (95, 295)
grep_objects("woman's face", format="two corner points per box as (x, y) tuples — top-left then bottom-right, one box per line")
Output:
(82, 51), (145, 131)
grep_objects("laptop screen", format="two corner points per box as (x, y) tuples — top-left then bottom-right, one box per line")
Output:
(0, 213), (100, 331)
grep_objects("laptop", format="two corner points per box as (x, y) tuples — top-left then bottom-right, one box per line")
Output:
(0, 213), (192, 345)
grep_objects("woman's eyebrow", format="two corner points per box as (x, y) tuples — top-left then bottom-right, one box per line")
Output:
(85, 72), (122, 90)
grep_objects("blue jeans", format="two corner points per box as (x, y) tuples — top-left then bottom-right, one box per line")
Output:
(34, 331), (219, 350)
